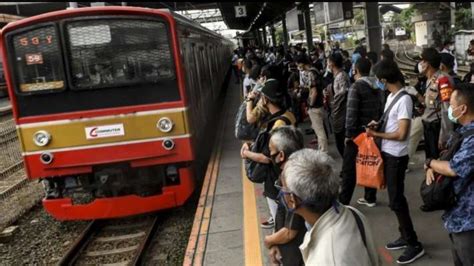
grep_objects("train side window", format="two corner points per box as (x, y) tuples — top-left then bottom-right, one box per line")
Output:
(9, 25), (65, 94)
(65, 19), (176, 90)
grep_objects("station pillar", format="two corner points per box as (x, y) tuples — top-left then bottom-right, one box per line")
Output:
(270, 25), (277, 47)
(282, 14), (289, 49)
(254, 30), (261, 47)
(262, 27), (267, 47)
(365, 2), (382, 55)
(301, 2), (313, 51)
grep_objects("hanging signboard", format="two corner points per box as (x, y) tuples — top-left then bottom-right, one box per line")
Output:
(235, 5), (247, 18)
(314, 2), (354, 26)
(286, 7), (305, 32)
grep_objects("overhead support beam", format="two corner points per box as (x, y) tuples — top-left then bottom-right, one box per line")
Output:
(281, 14), (289, 49)
(365, 2), (382, 55)
(301, 2), (313, 51)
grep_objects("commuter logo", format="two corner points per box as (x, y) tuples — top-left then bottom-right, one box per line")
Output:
(85, 124), (125, 139)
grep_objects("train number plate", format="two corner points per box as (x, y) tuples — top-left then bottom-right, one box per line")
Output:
(85, 124), (125, 140)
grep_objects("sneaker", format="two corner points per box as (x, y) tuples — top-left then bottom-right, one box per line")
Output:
(396, 245), (425, 264)
(356, 198), (376, 208)
(385, 237), (408, 250)
(261, 217), (274, 229)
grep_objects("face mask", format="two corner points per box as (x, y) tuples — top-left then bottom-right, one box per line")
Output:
(449, 45), (455, 51)
(417, 62), (423, 74)
(326, 65), (332, 74)
(376, 80), (386, 90)
(270, 152), (283, 174)
(418, 61), (427, 74)
(278, 190), (297, 214)
(448, 105), (463, 124)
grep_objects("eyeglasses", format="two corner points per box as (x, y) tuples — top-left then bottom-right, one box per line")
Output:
(274, 180), (291, 194)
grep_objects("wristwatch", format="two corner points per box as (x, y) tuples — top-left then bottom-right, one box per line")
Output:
(425, 158), (433, 169)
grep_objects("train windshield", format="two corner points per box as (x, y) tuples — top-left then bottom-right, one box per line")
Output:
(6, 18), (180, 117)
(66, 19), (175, 90)
(11, 25), (65, 93)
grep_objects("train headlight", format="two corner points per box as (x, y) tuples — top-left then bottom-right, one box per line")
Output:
(33, 131), (51, 147)
(40, 152), (53, 164)
(157, 117), (174, 133)
(162, 138), (175, 150)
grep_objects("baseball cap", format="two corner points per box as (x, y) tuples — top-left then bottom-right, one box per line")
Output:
(260, 79), (281, 101)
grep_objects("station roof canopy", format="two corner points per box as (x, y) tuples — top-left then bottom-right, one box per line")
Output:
(0, 2), (296, 32)
(217, 2), (295, 31)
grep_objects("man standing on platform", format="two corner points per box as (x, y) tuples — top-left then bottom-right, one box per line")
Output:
(280, 149), (380, 266)
(424, 83), (474, 266)
(339, 57), (383, 207)
(419, 48), (454, 161)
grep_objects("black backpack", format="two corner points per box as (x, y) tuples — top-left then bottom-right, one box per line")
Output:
(244, 111), (291, 186)
(234, 100), (260, 141)
(420, 129), (474, 211)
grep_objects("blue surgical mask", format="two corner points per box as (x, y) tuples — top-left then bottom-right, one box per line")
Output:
(278, 190), (297, 214)
(448, 105), (462, 124)
(376, 80), (386, 90)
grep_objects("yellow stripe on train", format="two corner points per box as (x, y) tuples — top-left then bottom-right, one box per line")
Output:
(18, 109), (190, 152)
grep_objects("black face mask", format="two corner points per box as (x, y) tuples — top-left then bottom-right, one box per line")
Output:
(270, 152), (283, 173)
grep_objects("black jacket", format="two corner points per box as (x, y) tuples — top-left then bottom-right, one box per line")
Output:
(345, 77), (384, 139)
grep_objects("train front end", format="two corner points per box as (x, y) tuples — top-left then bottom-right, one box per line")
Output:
(0, 7), (195, 220)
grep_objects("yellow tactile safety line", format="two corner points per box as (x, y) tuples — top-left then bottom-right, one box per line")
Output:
(242, 162), (263, 266)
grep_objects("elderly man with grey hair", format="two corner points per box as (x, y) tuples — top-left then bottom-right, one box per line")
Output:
(264, 126), (306, 265)
(280, 149), (380, 266)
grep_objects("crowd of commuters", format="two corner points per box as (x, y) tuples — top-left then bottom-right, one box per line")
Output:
(236, 39), (474, 265)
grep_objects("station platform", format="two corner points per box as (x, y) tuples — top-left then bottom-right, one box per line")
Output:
(184, 77), (453, 266)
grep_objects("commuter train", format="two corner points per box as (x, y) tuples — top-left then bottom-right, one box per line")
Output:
(0, 7), (234, 220)
(0, 61), (6, 98)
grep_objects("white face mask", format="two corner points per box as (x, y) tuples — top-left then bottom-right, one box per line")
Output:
(449, 45), (455, 51)
(418, 61), (427, 74)
(326, 65), (332, 74)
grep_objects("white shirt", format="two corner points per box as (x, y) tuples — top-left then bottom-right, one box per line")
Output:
(381, 90), (413, 157)
(300, 204), (380, 266)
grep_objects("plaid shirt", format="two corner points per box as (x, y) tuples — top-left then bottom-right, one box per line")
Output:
(345, 77), (384, 139)
(331, 71), (351, 133)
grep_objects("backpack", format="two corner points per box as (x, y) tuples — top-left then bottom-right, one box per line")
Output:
(244, 112), (291, 186)
(234, 100), (260, 141)
(420, 129), (474, 211)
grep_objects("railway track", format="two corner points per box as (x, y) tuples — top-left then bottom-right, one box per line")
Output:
(394, 40), (469, 78)
(59, 215), (159, 266)
(0, 118), (28, 200)
(0, 119), (17, 145)
(394, 41), (418, 79)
